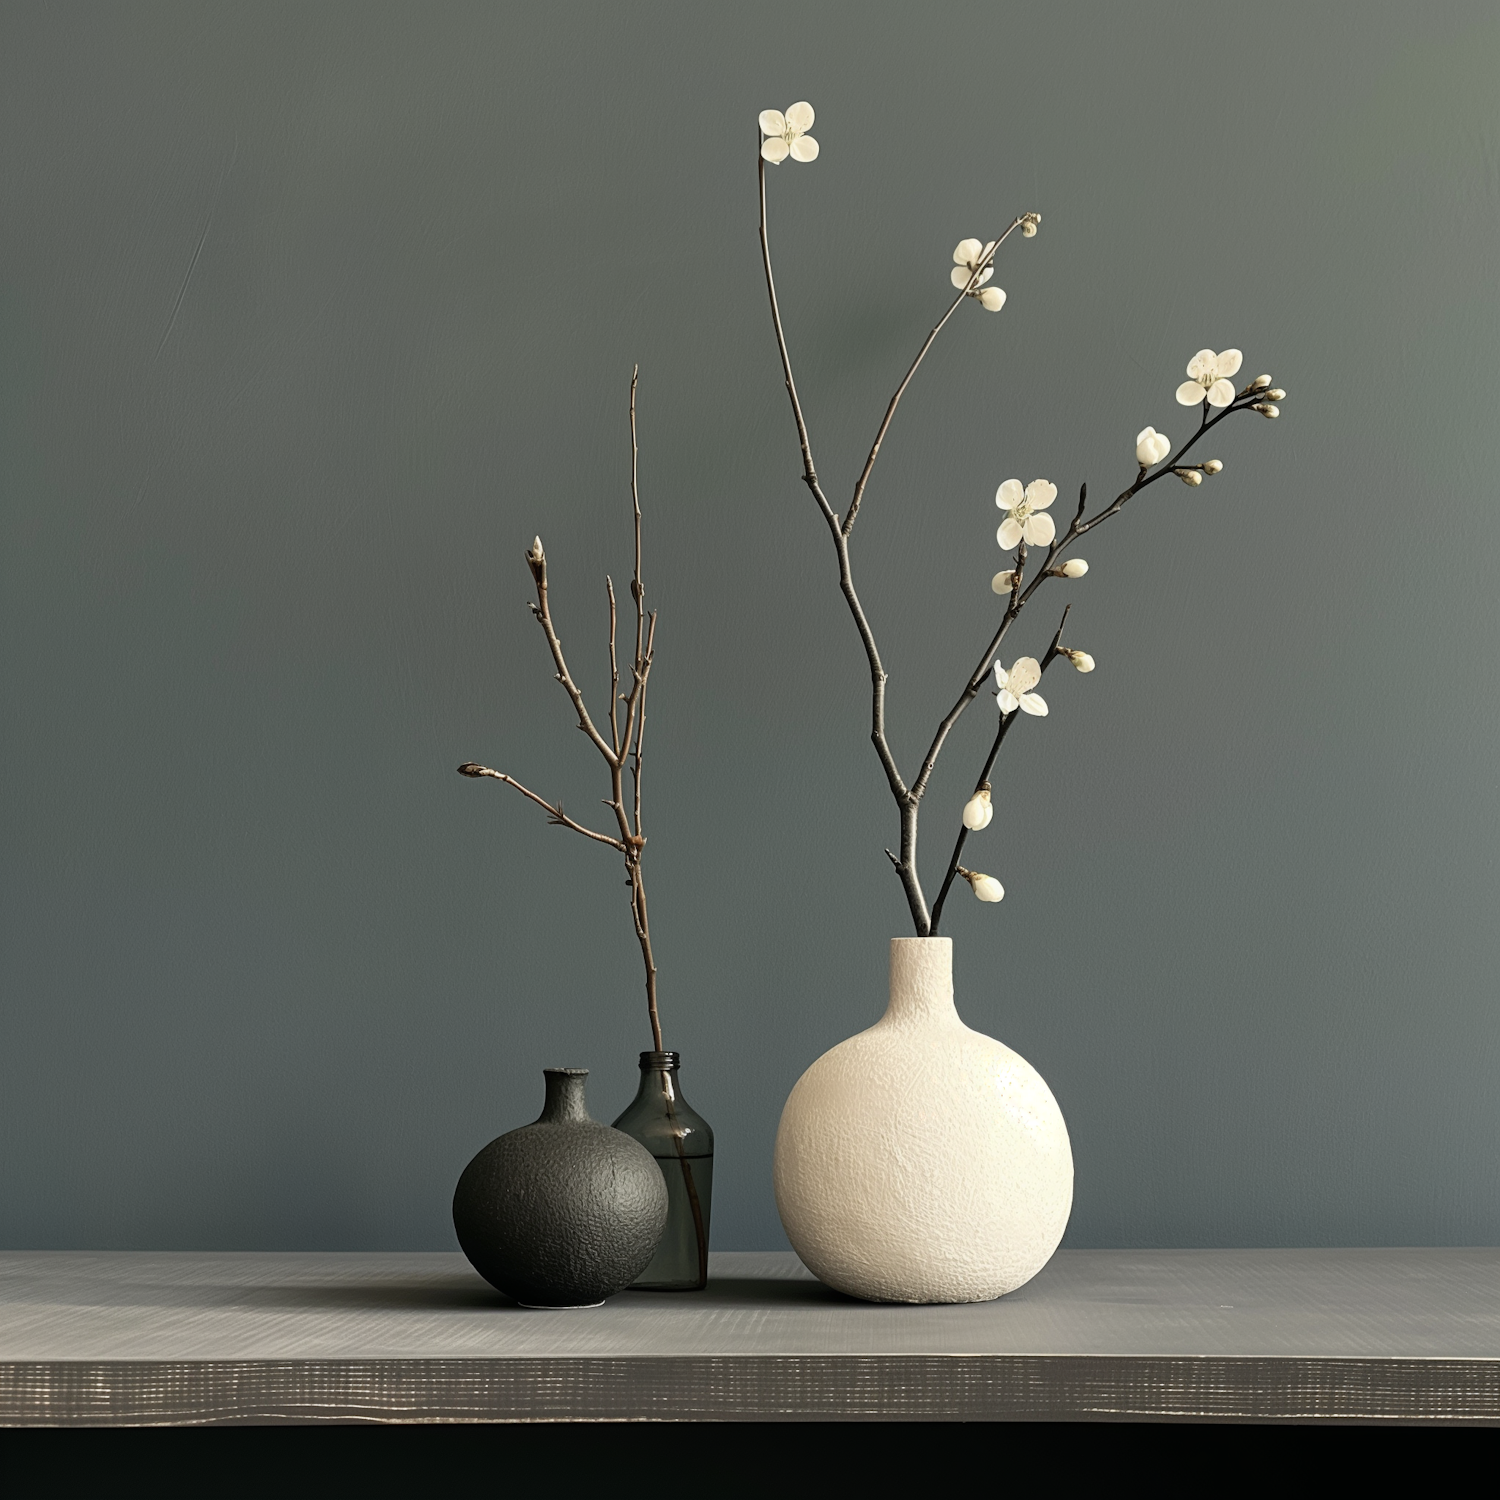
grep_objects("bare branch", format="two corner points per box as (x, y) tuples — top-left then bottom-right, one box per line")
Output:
(525, 538), (619, 768)
(456, 764), (628, 851)
(607, 575), (620, 756)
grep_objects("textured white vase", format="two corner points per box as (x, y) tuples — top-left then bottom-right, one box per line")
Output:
(773, 936), (1073, 1304)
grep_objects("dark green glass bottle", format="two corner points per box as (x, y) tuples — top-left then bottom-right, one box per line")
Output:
(612, 1052), (713, 1290)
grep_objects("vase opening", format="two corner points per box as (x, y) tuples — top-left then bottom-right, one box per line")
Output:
(885, 937), (958, 1027)
(538, 1067), (593, 1125)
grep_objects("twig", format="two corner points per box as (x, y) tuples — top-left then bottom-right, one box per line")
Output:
(461, 369), (667, 1052)
(843, 219), (1026, 537)
(456, 765), (627, 851)
(525, 542), (618, 768)
(928, 605), (1070, 933)
(607, 576), (620, 756)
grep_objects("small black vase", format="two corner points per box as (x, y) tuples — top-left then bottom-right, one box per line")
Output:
(453, 1068), (668, 1308)
(612, 1051), (714, 1290)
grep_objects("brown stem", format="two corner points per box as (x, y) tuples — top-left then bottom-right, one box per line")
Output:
(606, 575), (620, 757)
(464, 369), (668, 1052)
(455, 764), (627, 851)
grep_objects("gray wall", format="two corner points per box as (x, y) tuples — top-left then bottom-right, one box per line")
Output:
(1, 1), (1497, 1252)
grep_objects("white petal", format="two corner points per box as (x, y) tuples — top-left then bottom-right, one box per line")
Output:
(1007, 656), (1042, 693)
(997, 517), (1024, 550)
(785, 101), (815, 131)
(1023, 511), (1056, 546)
(952, 265), (973, 289)
(997, 688), (1019, 714)
(991, 570), (1016, 594)
(978, 286), (1006, 311)
(977, 265), (993, 285)
(954, 238), (982, 264)
(1136, 426), (1157, 446)
(1186, 349), (1216, 380)
(1151, 434), (1172, 462)
(761, 137), (790, 164)
(1206, 378), (1235, 407)
(758, 110), (787, 136)
(1025, 480), (1057, 510)
(1018, 693), (1048, 716)
(1176, 380), (1206, 406)
(972, 874), (1004, 902)
(1214, 348), (1243, 377)
(992, 660), (1009, 690)
(789, 134), (819, 162)
(996, 478), (1024, 510)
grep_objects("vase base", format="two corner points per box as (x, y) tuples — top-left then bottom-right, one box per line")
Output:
(517, 1300), (606, 1310)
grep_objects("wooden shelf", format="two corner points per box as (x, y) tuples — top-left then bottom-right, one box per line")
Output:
(2, 1249), (1496, 1424)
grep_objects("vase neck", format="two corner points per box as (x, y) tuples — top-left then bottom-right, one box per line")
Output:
(883, 938), (957, 1027)
(537, 1068), (592, 1125)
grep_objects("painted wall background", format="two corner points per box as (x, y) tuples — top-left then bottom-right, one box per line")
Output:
(1, 1), (1497, 1252)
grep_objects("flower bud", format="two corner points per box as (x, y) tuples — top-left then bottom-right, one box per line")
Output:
(962, 786), (994, 831)
(1060, 558), (1089, 578)
(1202, 459), (1223, 474)
(1065, 649), (1095, 672)
(1021, 213), (1040, 237)
(1267, 388), (1286, 401)
(961, 869), (1005, 902)
(1252, 374), (1273, 389)
(1176, 468), (1204, 486)
(978, 286), (1007, 312)
(1253, 402), (1280, 418)
(991, 569), (1017, 595)
(1136, 426), (1171, 466)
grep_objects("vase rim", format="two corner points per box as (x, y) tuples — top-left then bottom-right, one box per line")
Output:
(543, 1067), (590, 1077)
(638, 1050), (680, 1067)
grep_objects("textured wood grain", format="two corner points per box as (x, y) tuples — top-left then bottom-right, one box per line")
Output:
(2, 1250), (1497, 1424)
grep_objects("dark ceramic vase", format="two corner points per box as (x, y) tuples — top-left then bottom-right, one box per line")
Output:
(453, 1068), (668, 1308)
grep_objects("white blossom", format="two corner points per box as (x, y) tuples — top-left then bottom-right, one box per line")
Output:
(996, 479), (1057, 549)
(1175, 348), (1243, 408)
(963, 870), (1005, 903)
(1136, 426), (1171, 466)
(994, 656), (1048, 716)
(962, 787), (993, 830)
(991, 569), (1018, 595)
(1060, 558), (1089, 578)
(1064, 649), (1095, 673)
(759, 103), (818, 164)
(951, 240), (1007, 311)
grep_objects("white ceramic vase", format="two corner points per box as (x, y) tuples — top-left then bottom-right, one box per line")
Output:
(773, 936), (1073, 1304)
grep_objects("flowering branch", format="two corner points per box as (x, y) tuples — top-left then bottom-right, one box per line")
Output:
(459, 368), (665, 1050)
(757, 101), (1285, 935)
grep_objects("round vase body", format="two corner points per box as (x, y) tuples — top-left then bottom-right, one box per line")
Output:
(454, 1068), (668, 1308)
(773, 937), (1072, 1304)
